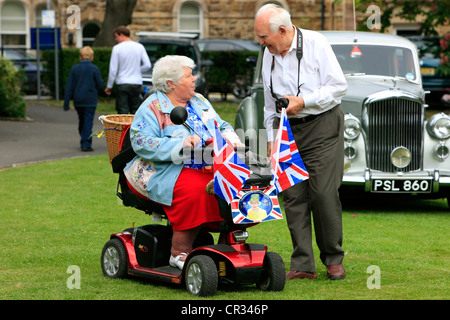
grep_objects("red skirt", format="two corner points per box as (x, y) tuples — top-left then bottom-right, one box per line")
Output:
(162, 168), (223, 231)
(127, 168), (223, 231)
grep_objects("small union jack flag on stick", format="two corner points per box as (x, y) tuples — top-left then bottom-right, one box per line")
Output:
(270, 108), (309, 193)
(213, 122), (251, 204)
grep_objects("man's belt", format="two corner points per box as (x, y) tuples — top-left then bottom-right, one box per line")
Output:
(289, 105), (338, 126)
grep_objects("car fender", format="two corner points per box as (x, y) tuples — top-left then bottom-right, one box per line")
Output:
(235, 97), (268, 154)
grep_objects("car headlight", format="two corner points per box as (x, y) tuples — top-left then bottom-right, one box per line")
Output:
(344, 114), (361, 140)
(436, 142), (449, 160)
(427, 113), (450, 140)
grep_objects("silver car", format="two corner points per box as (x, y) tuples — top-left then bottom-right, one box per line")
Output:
(235, 31), (450, 208)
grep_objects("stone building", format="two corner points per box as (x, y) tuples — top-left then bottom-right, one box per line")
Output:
(0, 0), (448, 50)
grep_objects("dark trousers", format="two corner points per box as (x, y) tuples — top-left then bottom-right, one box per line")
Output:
(274, 106), (345, 272)
(115, 84), (141, 114)
(75, 106), (96, 149)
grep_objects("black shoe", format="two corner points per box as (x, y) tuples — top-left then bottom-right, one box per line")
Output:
(81, 147), (94, 152)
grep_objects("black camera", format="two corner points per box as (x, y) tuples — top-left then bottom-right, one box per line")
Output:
(275, 97), (289, 112)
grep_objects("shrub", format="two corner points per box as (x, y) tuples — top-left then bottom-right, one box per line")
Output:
(42, 48), (257, 100)
(203, 50), (257, 98)
(438, 32), (450, 76)
(0, 56), (27, 119)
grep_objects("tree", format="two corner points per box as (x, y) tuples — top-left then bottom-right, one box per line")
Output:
(355, 0), (450, 35)
(93, 0), (138, 47)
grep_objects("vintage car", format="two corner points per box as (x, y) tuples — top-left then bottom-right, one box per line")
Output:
(235, 31), (450, 208)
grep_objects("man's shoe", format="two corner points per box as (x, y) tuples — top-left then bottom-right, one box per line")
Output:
(326, 264), (346, 280)
(81, 147), (94, 152)
(286, 270), (317, 280)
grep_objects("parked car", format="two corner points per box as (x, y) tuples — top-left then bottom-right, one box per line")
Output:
(407, 36), (450, 96)
(197, 39), (260, 52)
(197, 39), (259, 99)
(235, 31), (450, 208)
(0, 48), (44, 94)
(136, 32), (212, 97)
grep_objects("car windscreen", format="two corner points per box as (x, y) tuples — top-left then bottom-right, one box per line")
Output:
(142, 43), (198, 65)
(331, 44), (417, 81)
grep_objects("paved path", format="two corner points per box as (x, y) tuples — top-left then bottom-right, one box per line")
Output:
(0, 103), (108, 169)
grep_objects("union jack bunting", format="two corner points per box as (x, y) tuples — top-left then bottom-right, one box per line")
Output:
(231, 186), (282, 224)
(213, 123), (250, 204)
(270, 108), (309, 193)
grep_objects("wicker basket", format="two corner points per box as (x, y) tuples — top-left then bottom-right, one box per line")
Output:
(101, 114), (134, 163)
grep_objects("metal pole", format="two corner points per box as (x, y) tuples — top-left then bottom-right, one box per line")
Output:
(37, 28), (41, 101)
(54, 27), (59, 102)
(47, 0), (59, 101)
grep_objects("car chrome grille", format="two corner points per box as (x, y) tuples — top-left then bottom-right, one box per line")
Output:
(366, 97), (423, 172)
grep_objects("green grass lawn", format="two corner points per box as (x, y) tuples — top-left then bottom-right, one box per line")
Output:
(0, 155), (448, 300)
(2, 98), (448, 302)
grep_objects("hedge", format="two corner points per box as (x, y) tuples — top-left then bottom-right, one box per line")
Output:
(42, 47), (111, 99)
(203, 50), (257, 99)
(42, 48), (257, 99)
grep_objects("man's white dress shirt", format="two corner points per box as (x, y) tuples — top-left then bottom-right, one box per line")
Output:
(262, 27), (347, 141)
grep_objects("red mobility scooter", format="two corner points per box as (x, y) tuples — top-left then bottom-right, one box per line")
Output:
(100, 108), (285, 297)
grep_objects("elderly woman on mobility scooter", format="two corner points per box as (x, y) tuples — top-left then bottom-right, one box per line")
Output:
(123, 55), (244, 270)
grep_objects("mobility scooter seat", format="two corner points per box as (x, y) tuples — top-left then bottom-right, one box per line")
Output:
(111, 145), (167, 217)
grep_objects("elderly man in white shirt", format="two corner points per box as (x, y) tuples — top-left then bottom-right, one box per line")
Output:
(255, 4), (348, 281)
(105, 25), (151, 114)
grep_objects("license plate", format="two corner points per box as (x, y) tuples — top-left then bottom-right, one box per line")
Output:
(371, 179), (432, 193)
(421, 67), (435, 75)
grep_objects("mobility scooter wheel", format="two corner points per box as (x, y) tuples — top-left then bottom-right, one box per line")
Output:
(101, 239), (128, 279)
(256, 252), (285, 291)
(185, 255), (218, 297)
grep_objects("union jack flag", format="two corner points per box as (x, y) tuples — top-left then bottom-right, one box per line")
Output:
(213, 123), (250, 204)
(271, 108), (309, 193)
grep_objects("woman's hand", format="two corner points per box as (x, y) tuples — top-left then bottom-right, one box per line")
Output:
(183, 135), (201, 148)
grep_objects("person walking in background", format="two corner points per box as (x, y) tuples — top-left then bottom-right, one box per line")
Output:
(254, 4), (348, 280)
(63, 46), (103, 152)
(105, 25), (151, 114)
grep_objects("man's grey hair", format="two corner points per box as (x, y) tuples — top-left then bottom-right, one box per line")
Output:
(256, 3), (292, 33)
(152, 55), (196, 93)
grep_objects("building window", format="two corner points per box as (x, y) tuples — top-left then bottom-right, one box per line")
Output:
(0, 1), (27, 48)
(179, 1), (202, 37)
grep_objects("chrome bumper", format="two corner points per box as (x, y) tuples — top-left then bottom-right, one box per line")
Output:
(342, 169), (450, 193)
